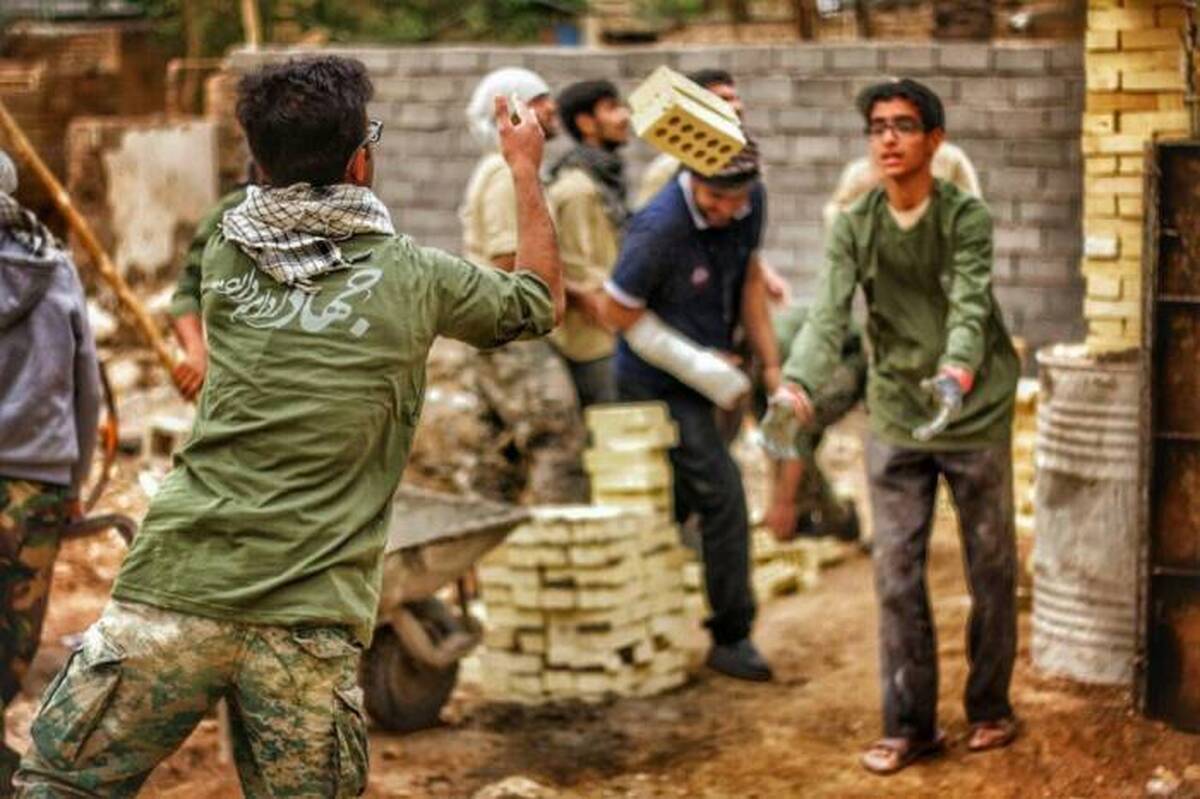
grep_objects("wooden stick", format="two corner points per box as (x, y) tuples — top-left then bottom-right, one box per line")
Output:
(240, 0), (262, 50)
(0, 98), (178, 375)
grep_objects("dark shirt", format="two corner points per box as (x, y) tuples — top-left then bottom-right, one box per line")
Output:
(606, 173), (765, 396)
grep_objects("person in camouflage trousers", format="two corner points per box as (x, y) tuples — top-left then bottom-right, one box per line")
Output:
(462, 67), (588, 504)
(0, 146), (101, 795)
(18, 600), (366, 798)
(759, 304), (865, 543)
(0, 482), (71, 793)
(473, 341), (587, 504)
(16, 57), (562, 796)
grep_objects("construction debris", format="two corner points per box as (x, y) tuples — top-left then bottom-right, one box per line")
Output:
(471, 776), (559, 799)
(477, 504), (690, 705)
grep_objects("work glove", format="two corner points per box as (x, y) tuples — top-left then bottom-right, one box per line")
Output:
(756, 384), (815, 460)
(912, 368), (970, 442)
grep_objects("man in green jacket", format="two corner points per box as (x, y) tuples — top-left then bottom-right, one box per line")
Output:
(776, 78), (1019, 774)
(17, 56), (562, 797)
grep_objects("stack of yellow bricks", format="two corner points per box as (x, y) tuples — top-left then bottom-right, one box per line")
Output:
(1083, 1), (1191, 352)
(629, 65), (747, 177)
(584, 403), (678, 521)
(477, 505), (690, 704)
(681, 527), (827, 617)
(1012, 378), (1040, 600)
(476, 404), (691, 704)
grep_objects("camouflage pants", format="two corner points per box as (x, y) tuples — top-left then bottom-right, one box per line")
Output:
(1, 479), (69, 794)
(758, 347), (866, 532)
(475, 339), (588, 504)
(15, 600), (368, 798)
(866, 436), (1017, 740)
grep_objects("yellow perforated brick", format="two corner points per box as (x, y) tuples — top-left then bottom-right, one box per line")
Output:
(630, 66), (747, 177)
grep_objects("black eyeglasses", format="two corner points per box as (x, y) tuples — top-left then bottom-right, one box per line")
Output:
(363, 119), (383, 148)
(865, 117), (924, 138)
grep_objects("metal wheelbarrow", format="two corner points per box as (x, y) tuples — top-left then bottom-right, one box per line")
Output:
(359, 486), (529, 732)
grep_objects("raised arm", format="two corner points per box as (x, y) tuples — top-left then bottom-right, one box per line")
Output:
(495, 95), (564, 323)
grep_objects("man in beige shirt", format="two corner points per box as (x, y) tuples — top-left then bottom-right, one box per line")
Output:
(546, 79), (632, 407)
(460, 68), (587, 503)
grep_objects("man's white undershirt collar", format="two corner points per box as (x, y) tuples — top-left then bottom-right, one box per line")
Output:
(887, 193), (932, 231)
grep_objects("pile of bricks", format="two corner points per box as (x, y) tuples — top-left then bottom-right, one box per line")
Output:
(477, 505), (690, 704)
(584, 403), (678, 522)
(1082, 1), (1190, 352)
(682, 525), (838, 618)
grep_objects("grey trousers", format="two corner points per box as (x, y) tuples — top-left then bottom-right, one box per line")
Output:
(866, 435), (1017, 740)
(565, 354), (617, 409)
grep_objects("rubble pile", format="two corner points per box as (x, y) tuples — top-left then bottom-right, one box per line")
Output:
(477, 505), (690, 704)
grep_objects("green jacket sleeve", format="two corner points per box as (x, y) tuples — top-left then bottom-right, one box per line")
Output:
(939, 200), (994, 375)
(426, 246), (556, 348)
(782, 214), (859, 394)
(169, 221), (210, 318)
(169, 189), (245, 319)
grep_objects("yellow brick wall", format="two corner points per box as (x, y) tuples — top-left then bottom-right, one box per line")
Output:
(1084, 0), (1191, 352)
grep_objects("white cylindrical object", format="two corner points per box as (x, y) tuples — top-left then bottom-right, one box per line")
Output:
(625, 312), (750, 409)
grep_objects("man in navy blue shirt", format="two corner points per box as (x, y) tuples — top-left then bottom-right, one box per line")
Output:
(601, 142), (781, 682)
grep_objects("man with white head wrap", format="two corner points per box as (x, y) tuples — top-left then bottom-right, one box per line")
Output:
(462, 67), (559, 270)
(457, 68), (587, 504)
(0, 149), (100, 792)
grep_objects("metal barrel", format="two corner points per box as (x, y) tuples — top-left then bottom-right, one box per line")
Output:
(1031, 344), (1141, 685)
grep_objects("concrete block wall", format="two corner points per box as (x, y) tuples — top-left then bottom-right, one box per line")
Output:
(229, 41), (1085, 353)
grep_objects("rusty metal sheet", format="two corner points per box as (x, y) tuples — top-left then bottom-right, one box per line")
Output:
(1161, 148), (1200, 296)
(1147, 577), (1200, 732)
(1154, 444), (1200, 569)
(1144, 143), (1200, 733)
(1156, 309), (1200, 435)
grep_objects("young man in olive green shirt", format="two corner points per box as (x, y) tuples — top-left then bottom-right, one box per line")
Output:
(17, 56), (562, 797)
(779, 79), (1019, 774)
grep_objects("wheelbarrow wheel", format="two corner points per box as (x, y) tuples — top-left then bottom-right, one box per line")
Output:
(360, 600), (460, 733)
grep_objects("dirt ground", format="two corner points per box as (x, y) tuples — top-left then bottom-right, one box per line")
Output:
(7, 415), (1200, 798)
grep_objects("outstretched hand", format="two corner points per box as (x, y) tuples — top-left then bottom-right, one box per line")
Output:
(495, 95), (544, 176)
(912, 371), (967, 442)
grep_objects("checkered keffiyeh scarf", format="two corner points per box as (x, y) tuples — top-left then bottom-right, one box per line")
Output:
(222, 183), (396, 293)
(0, 193), (58, 257)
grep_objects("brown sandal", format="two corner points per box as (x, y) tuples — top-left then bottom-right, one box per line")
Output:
(860, 732), (946, 775)
(967, 717), (1019, 752)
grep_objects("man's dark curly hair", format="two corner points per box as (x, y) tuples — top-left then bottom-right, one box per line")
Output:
(236, 56), (374, 187)
(557, 79), (620, 142)
(855, 78), (945, 133)
(687, 69), (735, 89)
